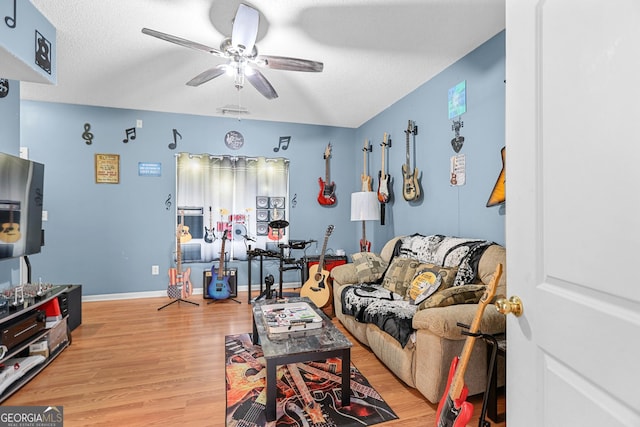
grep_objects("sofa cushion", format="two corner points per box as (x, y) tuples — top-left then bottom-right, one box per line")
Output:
(351, 252), (388, 283)
(478, 245), (507, 295)
(381, 257), (420, 296)
(408, 264), (458, 305)
(419, 284), (486, 309)
(330, 263), (358, 285)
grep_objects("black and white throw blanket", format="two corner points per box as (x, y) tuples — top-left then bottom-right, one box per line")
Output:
(340, 235), (495, 347)
(395, 234), (494, 287)
(341, 284), (417, 348)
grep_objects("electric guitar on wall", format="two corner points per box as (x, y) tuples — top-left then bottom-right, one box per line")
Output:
(361, 139), (372, 192)
(486, 147), (506, 207)
(300, 225), (334, 308)
(377, 133), (391, 225)
(207, 233), (231, 300)
(435, 263), (503, 427)
(204, 206), (215, 243)
(317, 143), (337, 206)
(168, 211), (192, 299)
(402, 120), (421, 201)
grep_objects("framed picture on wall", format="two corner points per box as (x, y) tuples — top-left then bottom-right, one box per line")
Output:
(95, 154), (120, 184)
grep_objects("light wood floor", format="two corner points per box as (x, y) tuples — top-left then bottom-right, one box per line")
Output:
(4, 292), (505, 426)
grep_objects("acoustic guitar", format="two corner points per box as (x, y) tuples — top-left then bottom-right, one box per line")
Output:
(486, 147), (506, 207)
(0, 204), (21, 244)
(300, 225), (334, 308)
(402, 120), (421, 201)
(435, 263), (503, 427)
(207, 233), (231, 300)
(317, 143), (337, 206)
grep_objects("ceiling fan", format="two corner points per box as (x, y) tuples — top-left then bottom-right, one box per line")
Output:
(142, 3), (323, 100)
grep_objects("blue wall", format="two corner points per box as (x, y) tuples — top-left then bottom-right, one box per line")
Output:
(356, 31), (506, 248)
(2, 31), (505, 296)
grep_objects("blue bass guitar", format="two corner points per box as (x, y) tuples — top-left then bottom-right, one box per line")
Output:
(208, 234), (231, 299)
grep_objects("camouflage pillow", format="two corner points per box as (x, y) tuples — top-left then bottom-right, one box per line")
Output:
(381, 257), (420, 296)
(419, 284), (486, 310)
(350, 252), (388, 283)
(407, 264), (458, 305)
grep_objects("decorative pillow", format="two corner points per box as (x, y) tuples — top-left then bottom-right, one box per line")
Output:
(381, 257), (420, 296)
(350, 252), (388, 283)
(418, 284), (486, 309)
(407, 264), (458, 305)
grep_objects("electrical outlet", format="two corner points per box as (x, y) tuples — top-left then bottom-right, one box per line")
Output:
(42, 210), (48, 221)
(136, 119), (143, 128)
(152, 265), (159, 275)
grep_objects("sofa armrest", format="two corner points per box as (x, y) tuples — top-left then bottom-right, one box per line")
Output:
(330, 263), (358, 286)
(412, 304), (506, 340)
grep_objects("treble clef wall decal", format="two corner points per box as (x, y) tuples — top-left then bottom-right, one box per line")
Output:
(165, 194), (172, 210)
(273, 136), (291, 152)
(169, 128), (181, 150)
(291, 193), (297, 208)
(82, 123), (94, 145)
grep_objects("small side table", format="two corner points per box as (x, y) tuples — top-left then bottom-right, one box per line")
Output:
(480, 333), (506, 426)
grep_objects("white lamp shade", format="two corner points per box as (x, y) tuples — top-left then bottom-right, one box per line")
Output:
(350, 192), (380, 221)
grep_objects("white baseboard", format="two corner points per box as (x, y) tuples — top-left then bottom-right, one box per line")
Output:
(82, 282), (301, 302)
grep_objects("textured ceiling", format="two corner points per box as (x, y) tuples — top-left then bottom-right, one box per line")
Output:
(20, 0), (505, 128)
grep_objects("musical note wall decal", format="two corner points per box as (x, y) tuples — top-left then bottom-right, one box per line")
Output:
(165, 194), (172, 210)
(82, 123), (94, 145)
(169, 128), (181, 150)
(5, 0), (16, 28)
(273, 136), (291, 152)
(291, 193), (297, 208)
(123, 127), (136, 143)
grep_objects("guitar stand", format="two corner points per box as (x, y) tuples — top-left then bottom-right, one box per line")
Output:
(457, 323), (504, 427)
(157, 297), (200, 311)
(207, 296), (241, 305)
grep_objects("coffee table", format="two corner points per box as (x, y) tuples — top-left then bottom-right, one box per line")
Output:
(251, 296), (352, 422)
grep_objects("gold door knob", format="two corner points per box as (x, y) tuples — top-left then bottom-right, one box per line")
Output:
(495, 295), (523, 317)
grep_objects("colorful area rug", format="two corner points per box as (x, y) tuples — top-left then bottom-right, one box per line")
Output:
(225, 333), (398, 427)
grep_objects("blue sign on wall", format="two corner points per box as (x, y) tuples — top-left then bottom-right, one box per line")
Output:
(138, 162), (161, 177)
(448, 80), (467, 119)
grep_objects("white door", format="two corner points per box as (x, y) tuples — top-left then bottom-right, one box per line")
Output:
(505, 1), (640, 426)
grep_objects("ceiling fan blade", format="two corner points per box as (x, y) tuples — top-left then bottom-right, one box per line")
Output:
(186, 65), (227, 87)
(142, 28), (225, 57)
(246, 68), (278, 100)
(257, 55), (324, 72)
(231, 4), (259, 54)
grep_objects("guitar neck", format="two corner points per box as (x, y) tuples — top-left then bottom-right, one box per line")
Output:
(449, 264), (502, 400)
(325, 155), (330, 182)
(218, 237), (226, 276)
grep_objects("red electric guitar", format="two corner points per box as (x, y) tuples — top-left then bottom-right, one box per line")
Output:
(435, 263), (502, 427)
(317, 143), (337, 206)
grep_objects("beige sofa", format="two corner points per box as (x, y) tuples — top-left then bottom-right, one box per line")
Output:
(330, 235), (506, 404)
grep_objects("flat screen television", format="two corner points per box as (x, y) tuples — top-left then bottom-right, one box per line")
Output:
(0, 152), (45, 260)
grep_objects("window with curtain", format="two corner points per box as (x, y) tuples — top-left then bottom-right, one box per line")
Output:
(175, 153), (289, 262)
